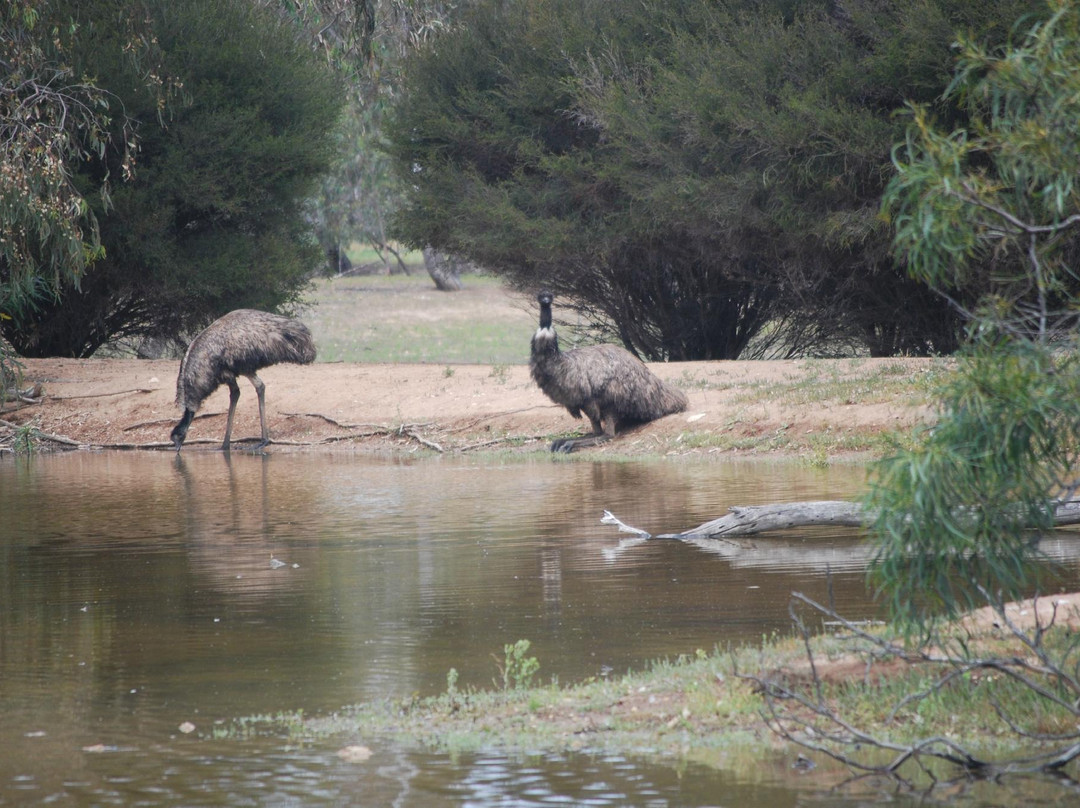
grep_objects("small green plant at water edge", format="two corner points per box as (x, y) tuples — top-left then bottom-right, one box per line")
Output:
(12, 422), (37, 455)
(213, 710), (305, 740)
(1, 336), (24, 407)
(496, 639), (540, 691)
(443, 366), (455, 378)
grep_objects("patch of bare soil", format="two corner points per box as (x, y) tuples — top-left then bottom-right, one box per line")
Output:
(1, 356), (933, 456)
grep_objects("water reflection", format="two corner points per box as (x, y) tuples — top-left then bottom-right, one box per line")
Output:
(3, 451), (1080, 806)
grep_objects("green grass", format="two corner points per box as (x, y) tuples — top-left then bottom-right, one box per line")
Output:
(677, 358), (948, 411)
(669, 424), (899, 457)
(304, 272), (535, 364)
(317, 318), (528, 364)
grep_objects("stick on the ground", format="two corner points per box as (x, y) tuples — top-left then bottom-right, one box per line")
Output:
(50, 388), (156, 400)
(0, 419), (81, 446)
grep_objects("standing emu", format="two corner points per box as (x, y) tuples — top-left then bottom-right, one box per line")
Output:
(530, 291), (688, 453)
(170, 309), (316, 452)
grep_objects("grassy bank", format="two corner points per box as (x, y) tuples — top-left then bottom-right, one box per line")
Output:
(670, 357), (946, 458)
(229, 609), (1080, 787)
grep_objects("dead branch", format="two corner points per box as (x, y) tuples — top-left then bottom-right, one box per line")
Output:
(0, 384), (43, 412)
(124, 417), (181, 431)
(456, 434), (547, 452)
(123, 410), (229, 430)
(50, 387), (156, 400)
(0, 419), (81, 446)
(280, 408), (548, 452)
(314, 421), (444, 452)
(443, 407), (553, 434)
(736, 590), (1080, 785)
(281, 411), (358, 427)
(402, 428), (443, 452)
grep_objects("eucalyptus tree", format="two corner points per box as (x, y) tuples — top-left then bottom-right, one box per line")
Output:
(0, 0), (169, 324)
(871, 0), (1080, 626)
(743, 7), (1080, 781)
(2, 0), (343, 357)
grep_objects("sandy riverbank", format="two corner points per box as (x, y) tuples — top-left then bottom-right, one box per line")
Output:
(2, 356), (935, 456)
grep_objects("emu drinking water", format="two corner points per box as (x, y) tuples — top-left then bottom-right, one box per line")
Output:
(170, 309), (316, 452)
(529, 291), (687, 453)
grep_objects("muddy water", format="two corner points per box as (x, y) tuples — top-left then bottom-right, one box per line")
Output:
(1, 451), (1078, 807)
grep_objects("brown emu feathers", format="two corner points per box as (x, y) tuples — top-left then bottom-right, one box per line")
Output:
(529, 291), (687, 453)
(170, 309), (316, 451)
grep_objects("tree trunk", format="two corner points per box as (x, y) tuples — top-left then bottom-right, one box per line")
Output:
(422, 247), (465, 291)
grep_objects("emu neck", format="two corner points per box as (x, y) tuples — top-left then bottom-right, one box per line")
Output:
(532, 300), (560, 363)
(531, 325), (560, 362)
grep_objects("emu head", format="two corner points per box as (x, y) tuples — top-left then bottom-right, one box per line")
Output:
(532, 290), (558, 357)
(536, 290), (555, 331)
(170, 409), (194, 452)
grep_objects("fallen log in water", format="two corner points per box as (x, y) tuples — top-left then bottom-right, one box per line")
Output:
(665, 500), (866, 539)
(602, 499), (1080, 543)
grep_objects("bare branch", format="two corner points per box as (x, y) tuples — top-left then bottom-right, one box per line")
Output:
(736, 588), (1080, 783)
(952, 183), (1080, 236)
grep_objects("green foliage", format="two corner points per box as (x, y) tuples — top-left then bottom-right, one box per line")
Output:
(496, 639), (540, 691)
(2, 0), (343, 357)
(0, 330), (21, 405)
(871, 1), (1080, 629)
(885, 0), (1080, 341)
(0, 0), (159, 319)
(867, 337), (1080, 627)
(387, 0), (1040, 359)
(9, 421), (38, 455)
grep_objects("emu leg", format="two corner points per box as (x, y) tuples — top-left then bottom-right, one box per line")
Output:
(551, 411), (616, 453)
(247, 373), (269, 449)
(222, 379), (241, 451)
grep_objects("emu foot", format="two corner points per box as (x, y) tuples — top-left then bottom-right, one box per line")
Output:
(550, 437), (577, 453)
(549, 434), (611, 453)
